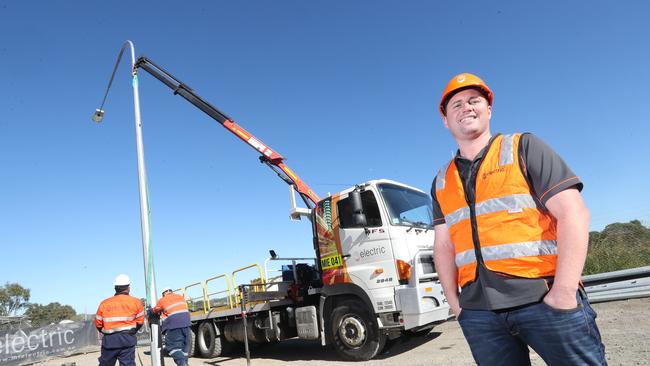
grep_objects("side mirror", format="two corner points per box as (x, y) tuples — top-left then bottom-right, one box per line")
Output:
(349, 189), (367, 227)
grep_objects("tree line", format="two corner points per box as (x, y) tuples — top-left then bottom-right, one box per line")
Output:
(584, 219), (650, 274)
(0, 283), (77, 328)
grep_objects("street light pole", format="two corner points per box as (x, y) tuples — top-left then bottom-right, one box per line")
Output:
(93, 40), (162, 366)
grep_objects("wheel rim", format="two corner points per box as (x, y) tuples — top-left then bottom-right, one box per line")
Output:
(198, 325), (212, 352)
(199, 328), (207, 350)
(338, 315), (366, 348)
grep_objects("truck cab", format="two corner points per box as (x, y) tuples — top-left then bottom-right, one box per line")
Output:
(313, 179), (450, 360)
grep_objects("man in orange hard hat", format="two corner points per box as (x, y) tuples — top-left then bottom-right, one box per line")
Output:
(431, 73), (606, 365)
(95, 274), (145, 366)
(151, 287), (191, 366)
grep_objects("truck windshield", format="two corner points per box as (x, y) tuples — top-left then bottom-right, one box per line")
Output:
(378, 183), (433, 228)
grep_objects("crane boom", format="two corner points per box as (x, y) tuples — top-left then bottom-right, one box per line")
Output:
(134, 56), (320, 208)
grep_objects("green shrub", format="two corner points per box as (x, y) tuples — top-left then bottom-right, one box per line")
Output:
(584, 220), (650, 274)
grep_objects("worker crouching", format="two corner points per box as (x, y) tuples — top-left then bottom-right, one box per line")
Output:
(151, 287), (191, 366)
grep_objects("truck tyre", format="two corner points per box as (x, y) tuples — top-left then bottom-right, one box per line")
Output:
(196, 321), (222, 358)
(327, 299), (386, 361)
(188, 327), (197, 357)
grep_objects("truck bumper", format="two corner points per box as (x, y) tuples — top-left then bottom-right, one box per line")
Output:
(395, 282), (451, 330)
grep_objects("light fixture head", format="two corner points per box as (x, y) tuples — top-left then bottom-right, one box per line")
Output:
(92, 109), (105, 123)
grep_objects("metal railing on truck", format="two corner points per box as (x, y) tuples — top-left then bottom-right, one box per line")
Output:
(173, 258), (319, 317)
(181, 281), (206, 314)
(173, 262), (281, 316)
(205, 274), (235, 311)
(232, 263), (267, 305)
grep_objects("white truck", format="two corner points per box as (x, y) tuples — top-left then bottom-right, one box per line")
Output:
(133, 56), (450, 361)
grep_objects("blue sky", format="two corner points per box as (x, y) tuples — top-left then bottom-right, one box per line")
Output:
(1, 1), (649, 315)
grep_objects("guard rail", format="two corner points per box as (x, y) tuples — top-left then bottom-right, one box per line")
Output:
(583, 266), (650, 303)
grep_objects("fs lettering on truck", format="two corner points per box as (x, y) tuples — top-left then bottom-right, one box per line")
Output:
(115, 54), (451, 361)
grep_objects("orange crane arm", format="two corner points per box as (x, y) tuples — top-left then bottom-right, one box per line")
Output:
(134, 56), (320, 208)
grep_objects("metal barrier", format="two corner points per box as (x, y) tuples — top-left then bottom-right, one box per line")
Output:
(583, 266), (650, 303)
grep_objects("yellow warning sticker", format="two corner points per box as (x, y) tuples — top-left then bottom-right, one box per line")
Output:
(320, 254), (343, 269)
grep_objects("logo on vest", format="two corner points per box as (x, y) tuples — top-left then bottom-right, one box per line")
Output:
(481, 167), (506, 180)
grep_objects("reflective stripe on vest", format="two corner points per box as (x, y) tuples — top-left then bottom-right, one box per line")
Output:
(163, 301), (187, 313)
(499, 133), (515, 165)
(101, 325), (138, 334)
(435, 133), (558, 287)
(101, 314), (141, 322)
(455, 240), (558, 267)
(435, 161), (451, 191)
(163, 309), (190, 318)
(444, 193), (538, 227)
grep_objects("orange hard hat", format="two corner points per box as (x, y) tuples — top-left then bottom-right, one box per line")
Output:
(439, 73), (493, 116)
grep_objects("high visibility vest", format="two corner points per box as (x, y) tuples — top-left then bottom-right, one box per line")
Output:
(154, 293), (189, 322)
(434, 133), (558, 288)
(95, 294), (145, 334)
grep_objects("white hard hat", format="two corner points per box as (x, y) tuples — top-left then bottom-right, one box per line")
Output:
(161, 287), (173, 295)
(113, 274), (131, 286)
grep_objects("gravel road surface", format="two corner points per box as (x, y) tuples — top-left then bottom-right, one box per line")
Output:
(36, 298), (649, 366)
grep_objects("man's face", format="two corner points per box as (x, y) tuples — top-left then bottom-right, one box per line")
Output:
(442, 88), (491, 141)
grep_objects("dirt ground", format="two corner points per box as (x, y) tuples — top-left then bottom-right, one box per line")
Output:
(35, 297), (649, 366)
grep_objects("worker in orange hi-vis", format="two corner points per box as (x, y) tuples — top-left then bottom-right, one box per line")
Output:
(95, 274), (145, 366)
(151, 287), (191, 366)
(432, 73), (606, 365)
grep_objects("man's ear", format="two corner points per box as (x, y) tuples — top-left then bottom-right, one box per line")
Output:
(442, 115), (449, 129)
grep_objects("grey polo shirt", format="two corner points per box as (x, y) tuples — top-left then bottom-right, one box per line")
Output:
(430, 133), (583, 310)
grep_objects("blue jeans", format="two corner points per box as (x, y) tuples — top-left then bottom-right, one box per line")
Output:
(458, 293), (606, 365)
(165, 327), (190, 366)
(98, 345), (135, 366)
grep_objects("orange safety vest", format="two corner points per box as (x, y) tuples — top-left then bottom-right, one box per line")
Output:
(154, 292), (189, 322)
(434, 133), (558, 288)
(95, 294), (145, 334)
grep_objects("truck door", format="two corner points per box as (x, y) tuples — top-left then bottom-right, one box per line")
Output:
(336, 190), (397, 292)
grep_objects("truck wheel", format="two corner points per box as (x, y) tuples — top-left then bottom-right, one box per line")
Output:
(188, 327), (197, 357)
(196, 321), (222, 358)
(327, 299), (386, 361)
